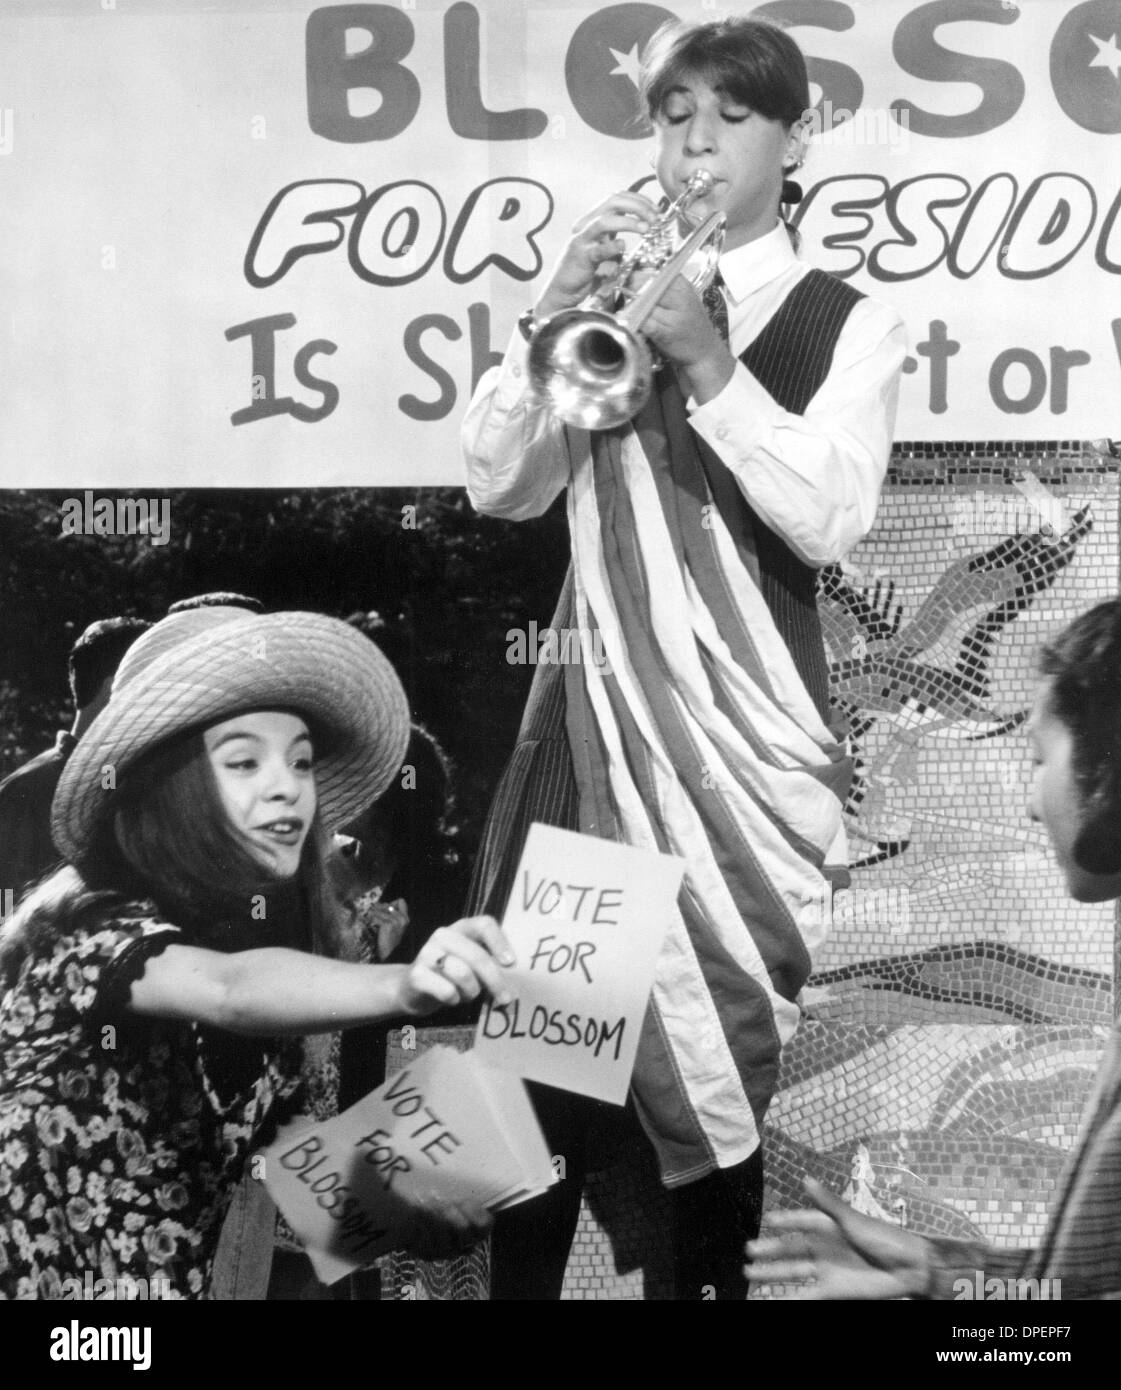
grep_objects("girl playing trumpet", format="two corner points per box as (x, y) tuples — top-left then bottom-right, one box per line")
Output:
(461, 15), (906, 1299)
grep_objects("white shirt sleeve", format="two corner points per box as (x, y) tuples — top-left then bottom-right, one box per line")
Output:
(686, 297), (908, 567)
(461, 329), (574, 520)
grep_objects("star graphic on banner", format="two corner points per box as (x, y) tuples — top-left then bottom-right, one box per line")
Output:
(608, 42), (643, 87)
(1088, 31), (1121, 78)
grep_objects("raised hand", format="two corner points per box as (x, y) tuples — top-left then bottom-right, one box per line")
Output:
(533, 190), (659, 320)
(641, 274), (736, 403)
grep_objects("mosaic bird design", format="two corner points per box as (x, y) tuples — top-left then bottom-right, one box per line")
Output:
(819, 506), (1093, 865)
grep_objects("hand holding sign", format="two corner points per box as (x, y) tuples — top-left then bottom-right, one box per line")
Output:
(400, 915), (515, 1016)
(392, 1194), (492, 1263)
(474, 824), (684, 1104)
(259, 1047), (555, 1284)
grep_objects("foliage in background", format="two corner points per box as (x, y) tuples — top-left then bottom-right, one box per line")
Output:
(0, 489), (571, 866)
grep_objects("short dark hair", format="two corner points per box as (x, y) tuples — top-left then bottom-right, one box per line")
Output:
(167, 592), (264, 615)
(68, 618), (151, 710)
(1040, 598), (1121, 874)
(639, 16), (809, 129)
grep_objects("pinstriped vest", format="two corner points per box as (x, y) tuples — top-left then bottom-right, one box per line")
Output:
(711, 267), (864, 720)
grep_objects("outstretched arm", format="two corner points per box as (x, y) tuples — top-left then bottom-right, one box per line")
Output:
(125, 916), (514, 1036)
(747, 1177), (1037, 1300)
(745, 1177), (935, 1300)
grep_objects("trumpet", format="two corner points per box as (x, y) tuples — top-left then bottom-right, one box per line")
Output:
(527, 171), (726, 431)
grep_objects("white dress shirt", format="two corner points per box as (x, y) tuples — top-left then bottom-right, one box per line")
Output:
(462, 220), (908, 567)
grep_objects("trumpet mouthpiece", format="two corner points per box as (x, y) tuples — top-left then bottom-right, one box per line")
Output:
(686, 170), (715, 196)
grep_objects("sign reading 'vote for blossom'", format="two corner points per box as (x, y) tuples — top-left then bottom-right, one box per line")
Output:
(475, 823), (684, 1104)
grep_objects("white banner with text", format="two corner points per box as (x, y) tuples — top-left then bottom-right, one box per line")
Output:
(1, 0), (1119, 486)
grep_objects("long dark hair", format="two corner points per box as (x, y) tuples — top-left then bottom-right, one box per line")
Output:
(1039, 598), (1121, 875)
(0, 722), (349, 989)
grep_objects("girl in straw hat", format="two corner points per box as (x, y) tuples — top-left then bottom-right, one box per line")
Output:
(0, 606), (513, 1300)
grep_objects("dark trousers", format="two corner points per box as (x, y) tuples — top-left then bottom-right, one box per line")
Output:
(489, 1082), (763, 1301)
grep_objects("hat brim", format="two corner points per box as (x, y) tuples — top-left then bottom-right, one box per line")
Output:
(52, 612), (410, 864)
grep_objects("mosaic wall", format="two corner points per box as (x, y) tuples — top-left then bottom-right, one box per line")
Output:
(812, 448), (1117, 1011)
(390, 445), (1120, 1299)
(757, 445), (1120, 1296)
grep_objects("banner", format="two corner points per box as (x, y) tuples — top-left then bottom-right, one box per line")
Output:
(1, 0), (1119, 487)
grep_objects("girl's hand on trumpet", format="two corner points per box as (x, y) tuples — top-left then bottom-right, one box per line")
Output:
(533, 190), (660, 321)
(642, 275), (737, 406)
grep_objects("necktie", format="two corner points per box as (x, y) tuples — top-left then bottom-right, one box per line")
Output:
(702, 270), (729, 343)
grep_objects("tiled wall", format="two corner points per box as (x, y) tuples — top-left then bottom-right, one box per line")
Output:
(762, 447), (1119, 1286)
(391, 445), (1120, 1299)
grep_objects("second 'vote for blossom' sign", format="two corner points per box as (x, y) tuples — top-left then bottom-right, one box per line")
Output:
(259, 1047), (556, 1284)
(475, 823), (684, 1105)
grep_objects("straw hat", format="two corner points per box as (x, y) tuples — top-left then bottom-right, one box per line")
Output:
(52, 607), (410, 863)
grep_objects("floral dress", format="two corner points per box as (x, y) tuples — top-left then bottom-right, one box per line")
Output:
(0, 903), (302, 1299)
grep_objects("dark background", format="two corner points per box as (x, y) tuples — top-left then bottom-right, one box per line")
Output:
(0, 487), (572, 872)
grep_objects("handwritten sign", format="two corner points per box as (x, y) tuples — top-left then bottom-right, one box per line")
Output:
(475, 823), (683, 1104)
(258, 1047), (555, 1284)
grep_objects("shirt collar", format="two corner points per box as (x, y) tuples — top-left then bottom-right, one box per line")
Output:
(718, 221), (798, 303)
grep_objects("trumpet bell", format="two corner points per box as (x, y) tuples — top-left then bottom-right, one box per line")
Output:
(525, 172), (725, 430)
(526, 307), (654, 432)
